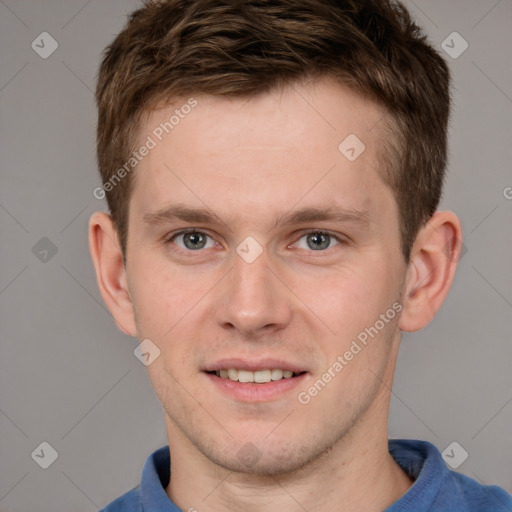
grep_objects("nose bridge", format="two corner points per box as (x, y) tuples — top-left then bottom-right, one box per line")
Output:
(214, 243), (292, 335)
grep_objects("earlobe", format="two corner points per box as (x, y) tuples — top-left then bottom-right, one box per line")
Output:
(399, 211), (463, 332)
(88, 211), (138, 337)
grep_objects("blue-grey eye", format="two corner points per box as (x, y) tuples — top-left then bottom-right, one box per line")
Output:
(295, 231), (340, 251)
(174, 231), (214, 250)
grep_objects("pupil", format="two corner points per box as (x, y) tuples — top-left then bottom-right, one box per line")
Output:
(184, 232), (206, 250)
(308, 232), (329, 250)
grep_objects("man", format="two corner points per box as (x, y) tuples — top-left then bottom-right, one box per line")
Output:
(89, 0), (512, 510)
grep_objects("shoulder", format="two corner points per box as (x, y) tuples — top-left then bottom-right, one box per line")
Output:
(98, 486), (142, 512)
(98, 445), (171, 511)
(388, 439), (512, 512)
(446, 470), (512, 512)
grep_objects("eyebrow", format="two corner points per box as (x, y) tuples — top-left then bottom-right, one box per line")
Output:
(142, 204), (370, 230)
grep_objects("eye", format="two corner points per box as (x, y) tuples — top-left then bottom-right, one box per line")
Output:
(167, 230), (216, 251)
(292, 230), (342, 251)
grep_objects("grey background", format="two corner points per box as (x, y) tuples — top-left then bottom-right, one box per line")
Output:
(0, 0), (511, 510)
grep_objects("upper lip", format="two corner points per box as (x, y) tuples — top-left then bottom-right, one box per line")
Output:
(203, 358), (307, 373)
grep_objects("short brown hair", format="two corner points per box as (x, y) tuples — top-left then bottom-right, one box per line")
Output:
(95, 0), (451, 263)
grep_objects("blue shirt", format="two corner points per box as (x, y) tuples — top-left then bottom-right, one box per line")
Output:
(99, 439), (512, 511)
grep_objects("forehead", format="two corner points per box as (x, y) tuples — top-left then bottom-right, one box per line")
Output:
(130, 78), (392, 226)
(141, 78), (383, 151)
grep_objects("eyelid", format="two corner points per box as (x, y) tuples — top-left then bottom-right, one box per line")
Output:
(165, 227), (209, 241)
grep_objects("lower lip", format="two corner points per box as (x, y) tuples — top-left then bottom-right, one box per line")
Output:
(204, 372), (308, 402)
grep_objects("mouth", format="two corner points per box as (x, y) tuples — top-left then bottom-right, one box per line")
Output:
(206, 368), (307, 383)
(202, 359), (309, 402)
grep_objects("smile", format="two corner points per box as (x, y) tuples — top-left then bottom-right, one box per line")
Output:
(209, 368), (304, 383)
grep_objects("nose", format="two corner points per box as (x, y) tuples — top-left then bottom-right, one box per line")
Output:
(213, 246), (293, 338)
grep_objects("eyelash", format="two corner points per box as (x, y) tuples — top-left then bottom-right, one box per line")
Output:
(164, 228), (347, 254)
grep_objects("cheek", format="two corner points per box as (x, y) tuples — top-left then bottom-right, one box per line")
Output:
(129, 256), (222, 347)
(300, 263), (395, 342)
(129, 258), (187, 333)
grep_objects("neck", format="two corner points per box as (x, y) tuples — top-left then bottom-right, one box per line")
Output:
(165, 392), (413, 512)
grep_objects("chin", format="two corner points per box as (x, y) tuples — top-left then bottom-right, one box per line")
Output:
(199, 434), (333, 476)
(214, 451), (310, 476)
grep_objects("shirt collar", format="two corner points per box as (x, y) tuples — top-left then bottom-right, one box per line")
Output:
(385, 439), (444, 511)
(140, 445), (180, 511)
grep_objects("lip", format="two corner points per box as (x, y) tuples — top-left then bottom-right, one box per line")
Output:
(203, 358), (307, 373)
(204, 371), (309, 402)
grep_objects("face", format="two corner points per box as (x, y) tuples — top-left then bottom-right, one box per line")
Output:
(125, 78), (408, 474)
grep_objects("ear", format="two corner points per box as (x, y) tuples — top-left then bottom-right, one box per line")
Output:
(88, 211), (137, 337)
(399, 211), (463, 332)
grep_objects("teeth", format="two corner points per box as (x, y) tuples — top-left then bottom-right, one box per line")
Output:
(215, 368), (298, 383)
(238, 370), (253, 383)
(271, 369), (284, 380)
(254, 369), (272, 383)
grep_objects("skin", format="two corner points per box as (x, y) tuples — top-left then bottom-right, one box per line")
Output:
(89, 77), (462, 512)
